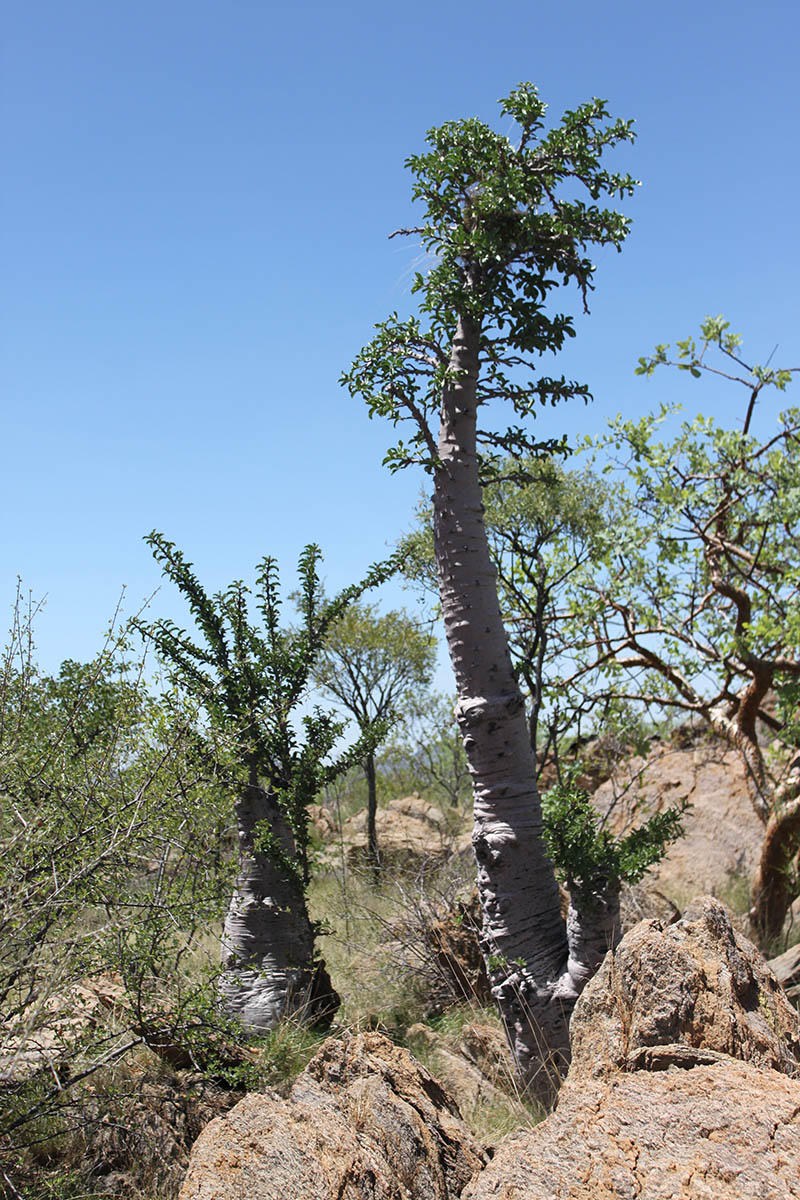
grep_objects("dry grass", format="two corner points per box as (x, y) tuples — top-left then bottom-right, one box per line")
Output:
(5, 847), (543, 1197)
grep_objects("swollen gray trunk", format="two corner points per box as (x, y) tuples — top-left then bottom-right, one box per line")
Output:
(219, 784), (338, 1033)
(433, 316), (618, 1096)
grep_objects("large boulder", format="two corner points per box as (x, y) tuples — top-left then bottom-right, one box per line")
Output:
(593, 741), (764, 907)
(570, 895), (800, 1078)
(466, 897), (800, 1200)
(464, 1058), (800, 1199)
(179, 1031), (486, 1200)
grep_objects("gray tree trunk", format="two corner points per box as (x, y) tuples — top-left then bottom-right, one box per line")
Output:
(218, 784), (338, 1033)
(433, 315), (620, 1096)
(365, 751), (380, 875)
(557, 884), (621, 998)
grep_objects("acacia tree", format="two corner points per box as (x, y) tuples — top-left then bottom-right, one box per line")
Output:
(343, 83), (637, 1090)
(313, 602), (435, 871)
(143, 536), (393, 1033)
(555, 318), (800, 945)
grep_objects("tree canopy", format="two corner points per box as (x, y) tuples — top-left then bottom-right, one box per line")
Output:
(553, 319), (800, 942)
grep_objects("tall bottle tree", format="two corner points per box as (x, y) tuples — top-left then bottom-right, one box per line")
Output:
(143, 535), (393, 1034)
(343, 84), (637, 1092)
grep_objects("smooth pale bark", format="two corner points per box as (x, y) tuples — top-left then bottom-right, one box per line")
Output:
(559, 885), (621, 996)
(219, 784), (339, 1033)
(431, 314), (617, 1096)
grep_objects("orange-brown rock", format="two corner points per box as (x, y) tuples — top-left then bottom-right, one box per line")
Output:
(465, 1059), (800, 1199)
(179, 1031), (486, 1200)
(316, 794), (464, 871)
(570, 896), (800, 1079)
(592, 741), (763, 906)
(466, 897), (800, 1200)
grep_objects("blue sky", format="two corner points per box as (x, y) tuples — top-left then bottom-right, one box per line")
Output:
(2, 0), (798, 678)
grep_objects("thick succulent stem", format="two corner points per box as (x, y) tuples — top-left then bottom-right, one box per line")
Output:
(556, 882), (621, 999)
(433, 314), (571, 1098)
(219, 784), (338, 1032)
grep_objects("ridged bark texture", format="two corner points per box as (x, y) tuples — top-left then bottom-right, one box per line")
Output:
(433, 315), (572, 1095)
(219, 785), (338, 1033)
(557, 885), (621, 999)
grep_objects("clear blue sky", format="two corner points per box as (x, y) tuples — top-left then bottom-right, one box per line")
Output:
(2, 0), (798, 676)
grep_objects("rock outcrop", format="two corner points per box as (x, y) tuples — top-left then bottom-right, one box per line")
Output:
(313, 794), (472, 872)
(465, 897), (800, 1199)
(570, 894), (800, 1078)
(593, 741), (764, 907)
(179, 1031), (486, 1200)
(465, 1059), (800, 1199)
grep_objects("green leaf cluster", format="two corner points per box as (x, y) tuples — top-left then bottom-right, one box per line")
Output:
(342, 83), (637, 470)
(140, 535), (397, 883)
(0, 598), (234, 1156)
(542, 772), (689, 894)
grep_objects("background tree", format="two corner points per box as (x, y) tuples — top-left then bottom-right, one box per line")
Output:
(143, 536), (394, 1033)
(342, 82), (638, 1093)
(379, 691), (472, 810)
(313, 601), (435, 872)
(555, 318), (800, 945)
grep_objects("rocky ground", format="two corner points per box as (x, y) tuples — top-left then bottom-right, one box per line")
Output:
(8, 733), (800, 1198)
(173, 735), (800, 1198)
(179, 897), (800, 1199)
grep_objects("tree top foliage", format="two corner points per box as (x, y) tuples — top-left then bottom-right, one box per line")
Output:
(314, 601), (435, 725)
(138, 535), (398, 881)
(342, 82), (638, 471)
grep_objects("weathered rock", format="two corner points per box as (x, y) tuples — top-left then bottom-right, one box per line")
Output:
(570, 896), (800, 1079)
(307, 802), (338, 842)
(465, 1058), (800, 1199)
(465, 898), (800, 1199)
(405, 1021), (524, 1131)
(315, 794), (474, 873)
(593, 741), (764, 907)
(179, 1031), (486, 1200)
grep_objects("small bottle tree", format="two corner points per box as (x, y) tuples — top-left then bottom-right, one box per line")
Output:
(142, 535), (394, 1033)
